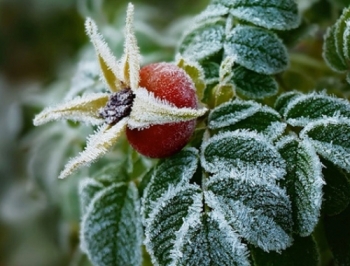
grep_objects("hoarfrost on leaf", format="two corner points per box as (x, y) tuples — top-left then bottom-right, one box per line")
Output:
(205, 171), (293, 252)
(224, 25), (289, 75)
(80, 182), (142, 266)
(274, 91), (303, 116)
(276, 136), (324, 236)
(79, 178), (104, 216)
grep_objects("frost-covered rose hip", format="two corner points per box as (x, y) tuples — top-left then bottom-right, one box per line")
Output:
(126, 62), (197, 158)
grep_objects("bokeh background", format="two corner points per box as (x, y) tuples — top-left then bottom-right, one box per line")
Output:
(1, 0), (350, 265)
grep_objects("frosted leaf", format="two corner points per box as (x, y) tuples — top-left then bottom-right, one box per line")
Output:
(174, 211), (250, 266)
(209, 100), (286, 140)
(58, 119), (127, 179)
(322, 159), (350, 216)
(283, 92), (350, 127)
(33, 93), (109, 126)
(323, 25), (348, 72)
(142, 148), (199, 220)
(144, 186), (202, 266)
(195, 2), (230, 22)
(201, 61), (220, 83)
(80, 182), (142, 266)
(178, 18), (225, 62)
(300, 117), (350, 173)
(274, 91), (303, 116)
(201, 131), (286, 182)
(276, 136), (324, 236)
(208, 100), (260, 129)
(85, 18), (124, 92)
(224, 25), (288, 75)
(334, 8), (350, 67)
(231, 65), (278, 99)
(205, 172), (293, 251)
(250, 235), (319, 266)
(120, 3), (140, 91)
(79, 178), (104, 216)
(229, 0), (300, 30)
(128, 87), (207, 129)
(343, 20), (350, 60)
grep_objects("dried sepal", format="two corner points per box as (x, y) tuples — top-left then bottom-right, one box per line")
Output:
(120, 3), (140, 91)
(33, 93), (109, 126)
(128, 88), (207, 129)
(85, 18), (124, 92)
(58, 119), (128, 179)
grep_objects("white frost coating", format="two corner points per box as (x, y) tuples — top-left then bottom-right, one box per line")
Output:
(201, 130), (286, 182)
(283, 91), (350, 126)
(120, 3), (140, 91)
(128, 88), (207, 129)
(208, 99), (260, 129)
(343, 20), (350, 60)
(58, 119), (128, 179)
(143, 185), (202, 266)
(79, 178), (104, 217)
(195, 3), (229, 22)
(276, 136), (325, 236)
(85, 18), (124, 92)
(300, 117), (350, 172)
(33, 93), (109, 126)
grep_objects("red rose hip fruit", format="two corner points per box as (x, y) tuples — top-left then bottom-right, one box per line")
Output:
(126, 62), (198, 158)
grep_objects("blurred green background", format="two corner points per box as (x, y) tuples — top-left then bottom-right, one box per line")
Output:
(0, 0), (208, 265)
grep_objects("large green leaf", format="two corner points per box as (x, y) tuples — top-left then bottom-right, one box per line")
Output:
(205, 171), (293, 251)
(178, 18), (225, 61)
(300, 118), (350, 173)
(201, 131), (286, 182)
(224, 25), (288, 75)
(231, 65), (278, 99)
(276, 136), (324, 236)
(80, 182), (142, 266)
(282, 93), (350, 127)
(229, 0), (300, 30)
(141, 148), (199, 219)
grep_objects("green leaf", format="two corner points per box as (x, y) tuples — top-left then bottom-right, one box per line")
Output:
(209, 100), (286, 140)
(324, 204), (350, 265)
(205, 171), (293, 251)
(274, 91), (303, 116)
(231, 65), (278, 99)
(81, 182), (143, 266)
(323, 25), (348, 72)
(224, 25), (288, 75)
(195, 2), (230, 21)
(201, 61), (220, 83)
(322, 159), (350, 216)
(144, 186), (203, 266)
(276, 136), (324, 236)
(250, 235), (319, 266)
(300, 118), (350, 173)
(229, 0), (300, 30)
(201, 131), (286, 182)
(79, 178), (104, 216)
(282, 92), (350, 127)
(141, 148), (199, 220)
(178, 18), (225, 62)
(334, 7), (350, 65)
(175, 211), (250, 266)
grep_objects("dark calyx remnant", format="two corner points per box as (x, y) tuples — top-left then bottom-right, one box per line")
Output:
(100, 88), (135, 125)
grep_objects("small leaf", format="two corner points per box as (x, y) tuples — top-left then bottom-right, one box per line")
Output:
(201, 61), (220, 83)
(276, 136), (324, 236)
(81, 182), (143, 266)
(79, 178), (104, 216)
(178, 18), (225, 62)
(33, 93), (109, 126)
(324, 204), (350, 266)
(144, 186), (203, 266)
(201, 131), (286, 182)
(224, 25), (288, 75)
(232, 65), (279, 99)
(300, 117), (350, 173)
(334, 7), (350, 67)
(195, 2), (230, 22)
(323, 25), (348, 72)
(251, 235), (319, 266)
(142, 148), (199, 219)
(322, 159), (350, 216)
(283, 92), (350, 127)
(229, 0), (300, 30)
(175, 211), (250, 266)
(274, 91), (303, 116)
(205, 171), (293, 251)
